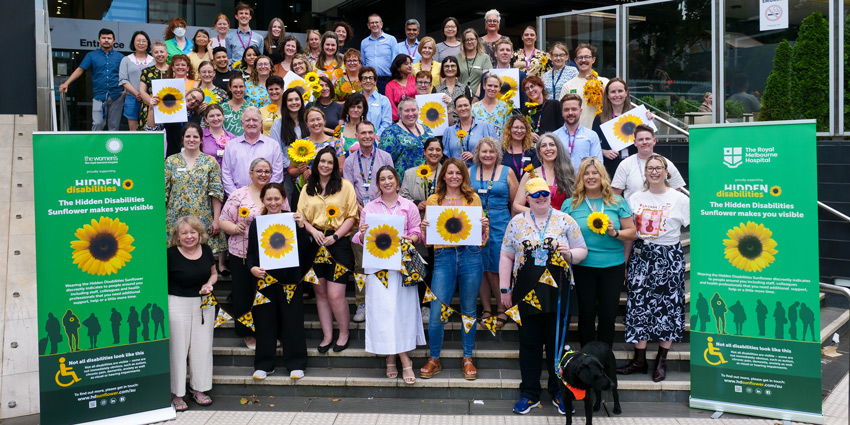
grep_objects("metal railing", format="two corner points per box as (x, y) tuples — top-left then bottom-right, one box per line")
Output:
(818, 282), (850, 425)
(58, 92), (69, 131)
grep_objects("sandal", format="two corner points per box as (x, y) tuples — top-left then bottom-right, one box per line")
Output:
(496, 312), (508, 327)
(402, 359), (416, 385)
(173, 396), (188, 412)
(478, 311), (492, 325)
(386, 361), (398, 379)
(191, 390), (212, 406)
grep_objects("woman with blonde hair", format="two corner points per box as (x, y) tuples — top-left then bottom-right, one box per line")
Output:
(413, 37), (441, 90)
(500, 114), (540, 180)
(305, 30), (322, 64)
(541, 42), (577, 101)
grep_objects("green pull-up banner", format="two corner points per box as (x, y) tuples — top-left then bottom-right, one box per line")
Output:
(688, 120), (822, 424)
(34, 132), (174, 425)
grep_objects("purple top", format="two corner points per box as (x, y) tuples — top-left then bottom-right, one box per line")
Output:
(341, 147), (395, 205)
(221, 133), (288, 196)
(202, 128), (235, 166)
(353, 195), (422, 245)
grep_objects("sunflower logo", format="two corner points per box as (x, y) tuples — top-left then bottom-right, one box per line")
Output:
(326, 205), (339, 219)
(287, 139), (317, 164)
(260, 224), (295, 259)
(436, 208), (472, 243)
(202, 87), (220, 104)
(416, 164), (433, 179)
(612, 115), (642, 144)
(419, 102), (446, 129)
(122, 179), (134, 190)
(366, 224), (400, 259)
(587, 211), (609, 235)
(70, 216), (135, 276)
(305, 72), (320, 84)
(155, 87), (184, 115)
(238, 207), (251, 218)
(723, 221), (778, 273)
(770, 186), (782, 197)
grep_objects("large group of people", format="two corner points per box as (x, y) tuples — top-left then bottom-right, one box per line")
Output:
(61, 3), (690, 415)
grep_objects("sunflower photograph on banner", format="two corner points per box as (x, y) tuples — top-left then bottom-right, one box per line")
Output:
(486, 68), (520, 106)
(425, 206), (482, 246)
(151, 78), (188, 124)
(362, 213), (405, 271)
(599, 104), (657, 152)
(415, 93), (448, 136)
(255, 213), (299, 270)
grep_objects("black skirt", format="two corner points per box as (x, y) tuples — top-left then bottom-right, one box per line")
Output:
(298, 227), (354, 284)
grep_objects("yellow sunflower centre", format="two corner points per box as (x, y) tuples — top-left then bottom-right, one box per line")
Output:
(89, 233), (119, 261)
(444, 217), (464, 234)
(737, 235), (763, 259)
(269, 232), (287, 249)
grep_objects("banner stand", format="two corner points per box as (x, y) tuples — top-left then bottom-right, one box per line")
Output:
(691, 398), (823, 424)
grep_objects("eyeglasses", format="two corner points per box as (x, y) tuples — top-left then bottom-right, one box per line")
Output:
(529, 191), (550, 198)
(575, 55), (593, 61)
(646, 166), (665, 173)
(252, 170), (271, 175)
(361, 76), (376, 81)
(552, 54), (567, 59)
(485, 19), (499, 24)
(416, 80), (431, 85)
(256, 63), (271, 68)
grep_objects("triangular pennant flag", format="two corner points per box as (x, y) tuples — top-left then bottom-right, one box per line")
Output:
(481, 315), (498, 336)
(538, 268), (558, 288)
(253, 291), (271, 306)
(461, 314), (477, 334)
(422, 287), (437, 303)
(440, 303), (455, 322)
(333, 263), (349, 281)
(523, 289), (542, 310)
(237, 312), (255, 331)
(505, 305), (522, 326)
(214, 308), (232, 328)
(550, 251), (569, 268)
(283, 284), (296, 304)
(354, 273), (366, 292)
(303, 268), (319, 285)
(258, 274), (277, 290)
(200, 293), (217, 309)
(375, 270), (389, 288)
(315, 246), (333, 264)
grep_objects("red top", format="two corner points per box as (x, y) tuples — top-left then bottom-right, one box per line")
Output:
(550, 184), (567, 211)
(385, 74), (417, 122)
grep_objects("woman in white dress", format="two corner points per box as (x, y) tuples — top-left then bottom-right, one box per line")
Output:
(353, 165), (425, 385)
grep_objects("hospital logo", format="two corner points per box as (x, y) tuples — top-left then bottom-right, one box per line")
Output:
(723, 147), (743, 168)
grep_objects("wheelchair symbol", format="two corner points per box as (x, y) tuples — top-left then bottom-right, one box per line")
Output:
(704, 337), (728, 366)
(55, 357), (81, 387)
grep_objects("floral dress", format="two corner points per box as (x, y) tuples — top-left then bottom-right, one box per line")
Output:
(165, 153), (227, 253)
(244, 80), (270, 108)
(201, 85), (229, 105)
(511, 48), (551, 77)
(471, 100), (511, 134)
(221, 101), (248, 136)
(334, 76), (362, 102)
(138, 65), (166, 128)
(379, 123), (433, 178)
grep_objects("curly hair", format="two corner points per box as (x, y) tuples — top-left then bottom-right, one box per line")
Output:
(168, 216), (209, 247)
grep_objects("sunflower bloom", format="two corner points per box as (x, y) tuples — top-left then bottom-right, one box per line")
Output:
(416, 164), (433, 179)
(238, 207), (251, 218)
(456, 129), (468, 140)
(366, 224), (400, 259)
(583, 70), (604, 116)
(305, 72), (320, 84)
(122, 179), (134, 190)
(260, 224), (296, 259)
(419, 102), (446, 129)
(326, 205), (339, 219)
(436, 208), (472, 243)
(267, 104), (279, 114)
(288, 139), (317, 164)
(587, 211), (609, 235)
(612, 115), (642, 144)
(723, 222), (778, 273)
(155, 87), (184, 115)
(70, 216), (135, 276)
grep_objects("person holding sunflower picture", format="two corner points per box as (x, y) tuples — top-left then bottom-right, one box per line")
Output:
(338, 94), (368, 155)
(442, 95), (497, 163)
(137, 42), (180, 129)
(246, 182), (308, 381)
(499, 177), (587, 415)
(512, 132), (575, 212)
(419, 158), (490, 381)
(475, 39), (527, 107)
(561, 157), (635, 349)
(561, 43), (609, 128)
(196, 61), (229, 107)
(617, 154), (689, 382)
(380, 97), (434, 178)
(591, 78), (651, 177)
(353, 165), (425, 385)
(258, 75), (284, 136)
(296, 146), (359, 353)
(611, 125), (686, 203)
(520, 76), (563, 141)
(501, 114), (540, 180)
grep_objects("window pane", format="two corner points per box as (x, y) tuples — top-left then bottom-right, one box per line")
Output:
(543, 10), (618, 76)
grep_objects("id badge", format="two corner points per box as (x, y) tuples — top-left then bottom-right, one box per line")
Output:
(176, 167), (187, 173)
(522, 156), (531, 163)
(363, 183), (371, 189)
(362, 196), (370, 204)
(534, 248), (548, 266)
(477, 189), (487, 194)
(217, 149), (225, 157)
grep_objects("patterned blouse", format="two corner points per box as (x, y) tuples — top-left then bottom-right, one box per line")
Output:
(501, 210), (585, 276)
(542, 66), (579, 101)
(334, 75), (362, 102)
(200, 85), (229, 105)
(471, 100), (511, 134)
(220, 185), (262, 258)
(244, 80), (270, 108)
(511, 48), (551, 77)
(165, 153), (227, 253)
(221, 101), (248, 136)
(379, 123), (434, 178)
(138, 65), (167, 128)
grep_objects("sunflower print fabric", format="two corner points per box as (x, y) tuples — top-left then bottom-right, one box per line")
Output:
(244, 80), (270, 108)
(500, 210), (585, 277)
(165, 153), (227, 253)
(71, 216), (135, 276)
(471, 101), (511, 135)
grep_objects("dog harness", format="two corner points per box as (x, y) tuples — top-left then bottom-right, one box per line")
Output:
(555, 350), (587, 400)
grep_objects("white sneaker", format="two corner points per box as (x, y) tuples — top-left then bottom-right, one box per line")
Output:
(290, 370), (305, 379)
(352, 304), (366, 323)
(253, 369), (274, 380)
(421, 306), (430, 323)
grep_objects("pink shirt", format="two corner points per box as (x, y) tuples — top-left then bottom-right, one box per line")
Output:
(385, 75), (417, 122)
(353, 196), (422, 245)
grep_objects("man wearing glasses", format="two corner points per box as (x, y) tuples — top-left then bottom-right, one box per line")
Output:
(560, 43), (609, 128)
(221, 107), (287, 196)
(361, 14), (398, 93)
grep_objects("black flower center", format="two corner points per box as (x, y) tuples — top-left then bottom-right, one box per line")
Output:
(269, 232), (286, 249)
(162, 93), (178, 108)
(124, 181), (132, 188)
(445, 217), (463, 234)
(772, 188), (780, 194)
(375, 233), (393, 250)
(90, 233), (118, 261)
(620, 122), (636, 136)
(426, 108), (440, 122)
(737, 235), (763, 260)
(500, 83), (511, 94)
(592, 218), (604, 229)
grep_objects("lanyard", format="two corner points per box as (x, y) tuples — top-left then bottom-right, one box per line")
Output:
(563, 126), (577, 154)
(584, 197), (604, 214)
(379, 199), (402, 215)
(476, 166), (497, 214)
(237, 30), (252, 50)
(528, 208), (552, 246)
(405, 41), (417, 58)
(402, 122), (422, 139)
(541, 166), (557, 194)
(637, 157), (647, 184)
(508, 145), (524, 178)
(131, 55), (151, 73)
(523, 47), (535, 63)
(551, 67), (565, 99)
(357, 151), (377, 186)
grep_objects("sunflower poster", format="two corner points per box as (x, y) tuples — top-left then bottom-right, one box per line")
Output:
(151, 78), (188, 124)
(362, 214), (405, 270)
(486, 68), (519, 106)
(425, 206), (482, 246)
(599, 105), (657, 152)
(33, 132), (173, 425)
(283, 71), (308, 92)
(688, 121), (821, 423)
(255, 213), (299, 270)
(416, 93), (448, 136)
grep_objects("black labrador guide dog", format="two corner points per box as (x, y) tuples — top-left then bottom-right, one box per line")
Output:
(557, 341), (622, 424)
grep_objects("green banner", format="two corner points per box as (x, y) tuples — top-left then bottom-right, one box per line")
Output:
(34, 132), (174, 425)
(688, 121), (822, 423)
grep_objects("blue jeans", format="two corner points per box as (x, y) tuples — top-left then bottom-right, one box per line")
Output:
(429, 246), (483, 358)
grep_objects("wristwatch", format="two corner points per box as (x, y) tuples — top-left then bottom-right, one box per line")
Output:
(332, 234), (339, 241)
(499, 288), (510, 294)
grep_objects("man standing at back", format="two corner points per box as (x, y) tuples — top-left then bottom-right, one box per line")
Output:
(396, 19), (421, 64)
(361, 14), (397, 93)
(226, 2), (264, 66)
(58, 28), (124, 131)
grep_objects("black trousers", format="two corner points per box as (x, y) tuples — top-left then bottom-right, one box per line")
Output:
(253, 284), (308, 372)
(573, 263), (625, 348)
(229, 255), (256, 337)
(518, 311), (565, 401)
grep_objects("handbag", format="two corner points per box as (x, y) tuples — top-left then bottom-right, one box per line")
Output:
(401, 241), (428, 287)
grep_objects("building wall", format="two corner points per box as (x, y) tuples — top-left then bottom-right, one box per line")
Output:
(0, 3), (37, 115)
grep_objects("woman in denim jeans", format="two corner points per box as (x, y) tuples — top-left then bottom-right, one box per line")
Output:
(419, 158), (490, 380)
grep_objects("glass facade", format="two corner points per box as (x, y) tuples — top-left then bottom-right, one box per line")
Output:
(541, 8), (618, 77)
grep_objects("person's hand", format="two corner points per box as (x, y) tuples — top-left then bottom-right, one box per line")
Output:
(500, 291), (513, 309)
(481, 216), (490, 229)
(310, 228), (326, 245)
(418, 202), (426, 211)
(293, 213), (303, 226)
(461, 151), (473, 162)
(556, 241), (571, 257)
(135, 93), (143, 101)
(442, 94), (451, 105)
(58, 82), (69, 93)
(359, 222), (369, 235)
(515, 60), (527, 71)
(420, 219), (429, 234)
(602, 149), (618, 160)
(149, 96), (160, 107)
(250, 266), (266, 279)
(297, 163), (309, 173)
(199, 283), (214, 295)
(606, 220), (616, 237)
(530, 132), (540, 142)
(645, 110), (655, 121)
(303, 168), (312, 180)
(234, 222), (246, 234)
(210, 219), (221, 235)
(323, 234), (337, 247)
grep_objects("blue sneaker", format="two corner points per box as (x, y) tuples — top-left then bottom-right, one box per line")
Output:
(552, 391), (566, 415)
(512, 397), (540, 414)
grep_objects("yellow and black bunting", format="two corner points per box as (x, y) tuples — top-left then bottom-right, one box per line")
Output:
(253, 291), (271, 306)
(283, 284), (297, 303)
(303, 268), (319, 285)
(480, 315), (499, 336)
(422, 287), (437, 303)
(200, 293), (217, 309)
(333, 263), (349, 281)
(461, 314), (477, 334)
(440, 303), (457, 322)
(538, 268), (558, 288)
(375, 270), (389, 288)
(354, 273), (366, 292)
(214, 308), (232, 328)
(314, 246), (333, 264)
(237, 312), (255, 331)
(505, 305), (522, 325)
(523, 289), (542, 310)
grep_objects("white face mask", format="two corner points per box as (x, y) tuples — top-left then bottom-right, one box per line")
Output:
(174, 27), (186, 38)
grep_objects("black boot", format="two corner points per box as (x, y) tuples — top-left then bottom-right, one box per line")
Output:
(616, 347), (647, 374)
(652, 347), (669, 382)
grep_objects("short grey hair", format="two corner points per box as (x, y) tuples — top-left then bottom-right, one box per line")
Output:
(472, 137), (503, 166)
(249, 157), (271, 172)
(485, 9), (501, 22)
(242, 106), (262, 120)
(405, 19), (420, 28)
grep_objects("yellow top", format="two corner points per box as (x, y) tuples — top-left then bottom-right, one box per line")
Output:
(413, 61), (442, 90)
(187, 51), (211, 77)
(423, 193), (488, 249)
(259, 105), (281, 136)
(297, 178), (359, 234)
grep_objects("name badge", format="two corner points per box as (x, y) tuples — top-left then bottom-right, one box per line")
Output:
(222, 78), (230, 83)
(477, 189), (487, 194)
(372, 103), (380, 107)
(217, 149), (225, 157)
(473, 66), (481, 69)
(177, 167), (187, 172)
(522, 156), (531, 162)
(363, 183), (371, 189)
(363, 196), (370, 203)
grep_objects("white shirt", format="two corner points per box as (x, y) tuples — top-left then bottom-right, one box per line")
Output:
(612, 154), (686, 202)
(629, 189), (690, 246)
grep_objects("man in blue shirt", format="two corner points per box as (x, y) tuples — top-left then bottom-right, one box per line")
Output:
(225, 2), (264, 66)
(58, 28), (124, 131)
(359, 67), (392, 136)
(360, 14), (397, 93)
(442, 95), (498, 163)
(396, 19), (421, 64)
(553, 93), (603, 170)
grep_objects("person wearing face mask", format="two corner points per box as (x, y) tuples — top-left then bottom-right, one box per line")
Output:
(553, 93), (603, 170)
(561, 43), (609, 128)
(225, 2), (264, 66)
(209, 14), (230, 50)
(119, 31), (154, 131)
(164, 18), (194, 62)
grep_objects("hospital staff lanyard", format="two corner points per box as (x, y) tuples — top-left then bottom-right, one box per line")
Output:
(357, 151), (377, 188)
(550, 67), (565, 100)
(477, 165), (497, 215)
(237, 30), (253, 50)
(379, 199), (401, 216)
(564, 127), (576, 154)
(528, 208), (552, 247)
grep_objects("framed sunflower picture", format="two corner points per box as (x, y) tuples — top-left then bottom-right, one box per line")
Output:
(151, 78), (188, 124)
(486, 68), (520, 106)
(599, 105), (657, 152)
(425, 206), (483, 246)
(255, 213), (300, 270)
(283, 71), (308, 93)
(415, 94), (448, 136)
(362, 214), (405, 270)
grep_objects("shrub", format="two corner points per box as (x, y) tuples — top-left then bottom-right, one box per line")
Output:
(726, 100), (746, 118)
(674, 99), (701, 115)
(759, 40), (792, 121)
(790, 11), (829, 131)
(639, 96), (656, 108)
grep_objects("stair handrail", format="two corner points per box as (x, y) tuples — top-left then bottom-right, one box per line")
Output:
(819, 201), (850, 224)
(630, 99), (690, 137)
(58, 91), (69, 131)
(818, 282), (850, 425)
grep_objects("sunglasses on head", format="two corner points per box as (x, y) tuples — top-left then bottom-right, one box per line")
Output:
(529, 191), (550, 198)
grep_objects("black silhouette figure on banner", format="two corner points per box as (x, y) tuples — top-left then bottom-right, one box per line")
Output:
(152, 303), (166, 339)
(46, 312), (62, 354)
(128, 307), (140, 343)
(710, 292), (727, 335)
(141, 303), (151, 341)
(756, 300), (768, 336)
(695, 293), (711, 332)
(82, 313), (102, 349)
(110, 308), (122, 344)
(773, 301), (786, 340)
(62, 309), (81, 352)
(729, 301), (747, 335)
(799, 303), (815, 342)
(788, 301), (800, 340)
